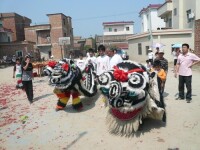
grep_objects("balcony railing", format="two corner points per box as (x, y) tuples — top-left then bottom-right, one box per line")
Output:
(157, 1), (172, 18)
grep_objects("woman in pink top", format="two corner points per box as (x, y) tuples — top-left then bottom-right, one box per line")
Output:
(175, 43), (200, 103)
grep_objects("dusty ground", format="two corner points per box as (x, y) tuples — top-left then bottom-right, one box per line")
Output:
(0, 65), (200, 150)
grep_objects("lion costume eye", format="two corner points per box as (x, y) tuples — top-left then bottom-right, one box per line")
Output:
(128, 73), (146, 90)
(109, 98), (124, 108)
(109, 81), (122, 99)
(98, 72), (113, 86)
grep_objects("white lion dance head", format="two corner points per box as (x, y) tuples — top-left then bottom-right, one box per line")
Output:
(97, 61), (165, 136)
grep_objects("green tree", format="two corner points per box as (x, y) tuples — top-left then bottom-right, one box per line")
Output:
(84, 45), (91, 51)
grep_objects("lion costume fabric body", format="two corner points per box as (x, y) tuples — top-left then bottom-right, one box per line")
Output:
(97, 61), (165, 136)
(44, 59), (97, 111)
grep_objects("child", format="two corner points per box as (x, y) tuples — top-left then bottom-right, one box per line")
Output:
(145, 60), (151, 71)
(151, 60), (167, 122)
(76, 53), (85, 71)
(85, 48), (97, 70)
(151, 60), (166, 93)
(96, 45), (110, 76)
(13, 58), (23, 89)
(13, 58), (22, 79)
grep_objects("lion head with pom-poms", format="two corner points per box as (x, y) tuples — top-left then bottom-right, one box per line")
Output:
(43, 59), (97, 97)
(97, 60), (165, 136)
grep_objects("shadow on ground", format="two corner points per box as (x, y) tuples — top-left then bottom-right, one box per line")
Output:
(163, 92), (169, 98)
(64, 92), (101, 113)
(33, 93), (54, 102)
(63, 131), (88, 149)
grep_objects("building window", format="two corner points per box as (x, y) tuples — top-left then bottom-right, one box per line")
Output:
(138, 43), (142, 55)
(186, 9), (192, 23)
(16, 50), (23, 57)
(64, 33), (67, 37)
(146, 46), (149, 55)
(126, 27), (130, 31)
(174, 8), (177, 16)
(8, 37), (10, 42)
(109, 28), (112, 32)
(169, 18), (172, 28)
(114, 29), (117, 32)
(0, 19), (2, 28)
(63, 19), (66, 25)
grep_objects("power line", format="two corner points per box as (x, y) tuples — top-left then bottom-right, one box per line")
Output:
(73, 11), (139, 21)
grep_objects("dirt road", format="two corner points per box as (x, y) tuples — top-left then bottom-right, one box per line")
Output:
(0, 66), (200, 150)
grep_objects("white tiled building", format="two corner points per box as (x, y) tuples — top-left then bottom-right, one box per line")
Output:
(103, 21), (134, 36)
(139, 4), (165, 33)
(127, 1), (199, 63)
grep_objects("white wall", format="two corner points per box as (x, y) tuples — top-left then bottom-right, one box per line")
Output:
(103, 24), (133, 35)
(172, 0), (196, 29)
(140, 9), (165, 33)
(141, 13), (148, 32)
(128, 33), (194, 63)
(196, 0), (200, 20)
(151, 10), (165, 30)
(182, 0), (196, 29)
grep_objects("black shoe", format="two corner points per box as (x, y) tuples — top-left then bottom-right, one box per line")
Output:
(176, 97), (184, 100)
(186, 98), (192, 103)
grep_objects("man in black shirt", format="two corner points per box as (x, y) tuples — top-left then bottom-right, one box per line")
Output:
(22, 55), (34, 103)
(154, 49), (168, 73)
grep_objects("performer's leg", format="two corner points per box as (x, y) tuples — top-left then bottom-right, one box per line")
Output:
(178, 75), (185, 99)
(185, 75), (192, 101)
(71, 91), (83, 110)
(54, 88), (70, 111)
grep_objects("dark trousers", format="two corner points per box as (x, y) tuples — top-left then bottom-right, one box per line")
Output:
(149, 59), (153, 65)
(178, 75), (192, 99)
(22, 80), (33, 102)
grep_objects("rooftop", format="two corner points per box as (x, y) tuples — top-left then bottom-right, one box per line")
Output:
(0, 12), (31, 21)
(103, 21), (134, 26)
(46, 13), (71, 18)
(139, 4), (162, 15)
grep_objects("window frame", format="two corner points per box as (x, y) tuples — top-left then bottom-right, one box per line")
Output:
(138, 43), (142, 55)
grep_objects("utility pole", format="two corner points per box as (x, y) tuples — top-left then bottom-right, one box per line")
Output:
(149, 8), (153, 48)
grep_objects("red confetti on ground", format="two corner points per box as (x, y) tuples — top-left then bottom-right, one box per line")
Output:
(0, 118), (17, 127)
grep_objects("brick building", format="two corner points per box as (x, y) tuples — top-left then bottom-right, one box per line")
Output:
(0, 13), (31, 42)
(0, 13), (35, 59)
(0, 41), (36, 58)
(25, 13), (74, 60)
(195, 20), (200, 57)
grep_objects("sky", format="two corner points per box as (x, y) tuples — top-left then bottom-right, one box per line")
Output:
(0, 0), (164, 38)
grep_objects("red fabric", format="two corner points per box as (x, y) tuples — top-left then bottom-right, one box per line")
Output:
(64, 91), (71, 97)
(111, 107), (142, 121)
(17, 80), (22, 84)
(48, 61), (57, 68)
(62, 64), (69, 72)
(113, 66), (144, 82)
(71, 91), (80, 98)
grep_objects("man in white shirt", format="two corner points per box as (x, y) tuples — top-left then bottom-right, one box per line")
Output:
(107, 48), (123, 69)
(76, 53), (85, 71)
(148, 48), (154, 65)
(96, 45), (110, 76)
(85, 48), (97, 70)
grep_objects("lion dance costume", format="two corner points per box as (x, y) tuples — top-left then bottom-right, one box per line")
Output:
(44, 59), (97, 111)
(97, 61), (165, 136)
